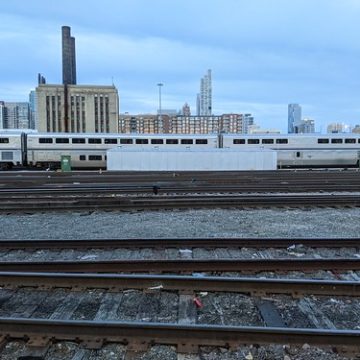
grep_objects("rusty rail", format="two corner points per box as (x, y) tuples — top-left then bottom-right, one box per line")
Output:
(0, 272), (359, 297)
(0, 258), (358, 273)
(0, 237), (358, 250)
(1, 317), (359, 350)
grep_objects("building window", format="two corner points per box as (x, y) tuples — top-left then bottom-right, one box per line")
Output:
(196, 139), (208, 144)
(88, 138), (102, 144)
(248, 139), (260, 144)
(318, 138), (329, 144)
(55, 138), (70, 143)
(105, 138), (117, 144)
(151, 139), (164, 144)
(136, 139), (149, 144)
(89, 155), (102, 161)
(0, 138), (9, 144)
(39, 138), (53, 144)
(233, 139), (245, 144)
(331, 138), (343, 144)
(276, 139), (288, 144)
(72, 138), (86, 144)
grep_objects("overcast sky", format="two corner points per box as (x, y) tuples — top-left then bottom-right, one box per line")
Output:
(1, 0), (360, 133)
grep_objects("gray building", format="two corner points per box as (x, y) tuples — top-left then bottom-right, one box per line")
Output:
(1, 102), (30, 129)
(36, 84), (119, 133)
(62, 26), (76, 85)
(288, 103), (302, 133)
(29, 91), (38, 129)
(0, 102), (4, 129)
(198, 69), (212, 116)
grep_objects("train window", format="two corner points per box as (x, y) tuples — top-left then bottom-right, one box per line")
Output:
(166, 139), (179, 144)
(55, 138), (69, 143)
(262, 139), (274, 144)
(72, 138), (86, 144)
(0, 138), (9, 144)
(296, 152), (301, 158)
(88, 138), (102, 144)
(1, 152), (13, 160)
(136, 139), (149, 144)
(318, 138), (329, 143)
(89, 155), (102, 160)
(120, 138), (133, 144)
(151, 139), (164, 144)
(331, 139), (343, 144)
(248, 139), (260, 144)
(181, 139), (193, 144)
(196, 139), (208, 144)
(105, 138), (117, 144)
(79, 155), (86, 161)
(345, 138), (356, 144)
(233, 139), (246, 144)
(276, 139), (288, 144)
(39, 138), (53, 143)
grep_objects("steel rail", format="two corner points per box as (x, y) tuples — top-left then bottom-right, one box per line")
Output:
(1, 193), (360, 212)
(1, 317), (359, 349)
(1, 184), (360, 194)
(0, 272), (358, 297)
(0, 258), (359, 273)
(0, 237), (358, 250)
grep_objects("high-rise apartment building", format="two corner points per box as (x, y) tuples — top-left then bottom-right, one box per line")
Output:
(29, 91), (38, 129)
(119, 113), (253, 134)
(0, 102), (4, 129)
(36, 84), (119, 133)
(1, 102), (30, 129)
(198, 69), (212, 116)
(62, 26), (76, 85)
(288, 103), (302, 133)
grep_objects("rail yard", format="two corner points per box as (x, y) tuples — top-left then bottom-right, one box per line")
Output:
(0, 170), (360, 359)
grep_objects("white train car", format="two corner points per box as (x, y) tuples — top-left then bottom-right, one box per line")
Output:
(222, 134), (360, 168)
(26, 132), (218, 169)
(0, 132), (24, 169)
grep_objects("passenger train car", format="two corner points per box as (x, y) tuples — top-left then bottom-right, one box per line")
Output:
(26, 132), (219, 169)
(222, 134), (360, 168)
(1, 130), (360, 169)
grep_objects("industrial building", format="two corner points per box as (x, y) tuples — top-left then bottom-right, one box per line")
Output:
(36, 84), (119, 133)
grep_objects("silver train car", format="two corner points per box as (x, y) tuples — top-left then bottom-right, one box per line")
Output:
(222, 134), (360, 168)
(0, 131), (25, 169)
(26, 132), (219, 168)
(1, 130), (360, 169)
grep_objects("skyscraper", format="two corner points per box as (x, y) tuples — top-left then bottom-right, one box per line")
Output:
(288, 103), (302, 133)
(199, 69), (212, 116)
(62, 26), (76, 85)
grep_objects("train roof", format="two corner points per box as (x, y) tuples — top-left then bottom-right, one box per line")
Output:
(223, 133), (360, 138)
(28, 132), (218, 138)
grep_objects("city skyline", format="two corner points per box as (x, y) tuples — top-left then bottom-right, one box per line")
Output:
(1, 0), (360, 133)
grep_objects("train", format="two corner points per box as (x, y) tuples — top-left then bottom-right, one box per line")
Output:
(0, 130), (360, 169)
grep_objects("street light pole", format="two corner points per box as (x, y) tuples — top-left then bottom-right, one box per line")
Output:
(157, 83), (163, 133)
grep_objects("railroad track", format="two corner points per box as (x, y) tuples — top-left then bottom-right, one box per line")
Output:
(0, 236), (358, 250)
(1, 193), (360, 212)
(0, 272), (359, 356)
